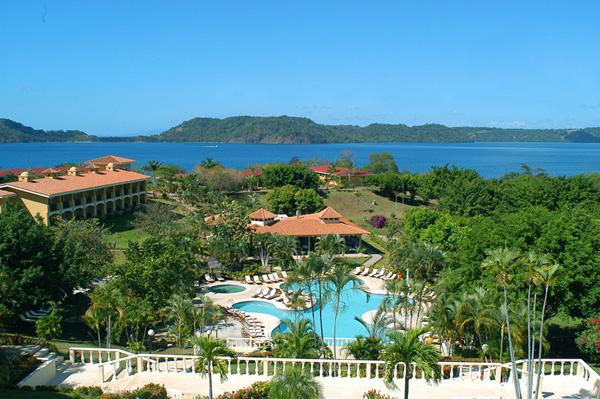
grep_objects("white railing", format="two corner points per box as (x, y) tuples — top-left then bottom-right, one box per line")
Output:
(322, 337), (356, 349)
(68, 346), (597, 391)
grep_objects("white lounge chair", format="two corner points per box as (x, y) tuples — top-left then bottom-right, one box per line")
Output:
(262, 274), (271, 283)
(273, 272), (283, 281)
(266, 288), (278, 300)
(253, 276), (262, 284)
(269, 273), (280, 282)
(360, 268), (371, 276)
(245, 275), (254, 284)
(216, 272), (225, 281)
(352, 266), (362, 275)
(252, 288), (263, 298)
(368, 268), (379, 277)
(205, 274), (215, 283)
(375, 269), (386, 278)
(382, 272), (393, 280)
(281, 271), (289, 279)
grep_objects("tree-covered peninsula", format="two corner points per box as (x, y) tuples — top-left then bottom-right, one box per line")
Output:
(3, 116), (600, 143)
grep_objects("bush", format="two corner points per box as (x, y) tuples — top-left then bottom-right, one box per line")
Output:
(363, 390), (397, 399)
(36, 313), (63, 340)
(576, 317), (600, 361)
(369, 215), (388, 229)
(0, 335), (58, 353)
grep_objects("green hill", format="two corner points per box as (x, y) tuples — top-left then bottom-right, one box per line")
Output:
(0, 119), (98, 143)
(150, 116), (600, 143)
(3, 116), (600, 143)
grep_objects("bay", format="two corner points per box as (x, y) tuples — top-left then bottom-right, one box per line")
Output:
(0, 142), (599, 178)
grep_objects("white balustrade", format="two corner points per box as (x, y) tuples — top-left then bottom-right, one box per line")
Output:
(68, 347), (600, 390)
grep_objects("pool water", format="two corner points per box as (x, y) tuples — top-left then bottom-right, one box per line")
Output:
(208, 284), (247, 294)
(233, 286), (388, 338)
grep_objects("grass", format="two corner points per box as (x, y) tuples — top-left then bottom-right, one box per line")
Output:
(101, 212), (148, 250)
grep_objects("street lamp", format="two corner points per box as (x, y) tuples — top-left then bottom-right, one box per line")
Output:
(148, 329), (155, 354)
(482, 343), (489, 362)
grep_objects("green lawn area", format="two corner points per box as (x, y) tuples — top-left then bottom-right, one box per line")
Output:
(101, 212), (147, 250)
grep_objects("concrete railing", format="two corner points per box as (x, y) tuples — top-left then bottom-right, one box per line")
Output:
(69, 346), (597, 393)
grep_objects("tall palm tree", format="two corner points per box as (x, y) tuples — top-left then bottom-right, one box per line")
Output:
(315, 234), (346, 256)
(482, 247), (522, 399)
(272, 234), (299, 270)
(383, 279), (405, 330)
(270, 366), (324, 399)
(86, 280), (125, 348)
(381, 327), (442, 399)
(534, 261), (560, 399)
(325, 265), (370, 359)
(354, 305), (394, 339)
(189, 335), (236, 399)
(199, 157), (221, 170)
(272, 317), (319, 359)
(286, 257), (319, 347)
(165, 292), (193, 349)
(142, 160), (164, 185)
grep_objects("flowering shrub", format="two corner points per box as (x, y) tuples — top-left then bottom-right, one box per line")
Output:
(363, 390), (397, 399)
(0, 335), (58, 353)
(209, 381), (270, 399)
(576, 317), (600, 361)
(369, 215), (388, 229)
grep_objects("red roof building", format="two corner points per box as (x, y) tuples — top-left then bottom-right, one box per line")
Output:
(308, 165), (375, 186)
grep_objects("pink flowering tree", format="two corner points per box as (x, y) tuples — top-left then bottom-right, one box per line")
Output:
(576, 317), (600, 362)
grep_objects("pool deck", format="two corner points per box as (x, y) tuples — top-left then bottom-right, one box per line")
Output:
(199, 272), (392, 340)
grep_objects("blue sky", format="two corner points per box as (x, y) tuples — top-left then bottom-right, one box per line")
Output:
(1, 1), (599, 136)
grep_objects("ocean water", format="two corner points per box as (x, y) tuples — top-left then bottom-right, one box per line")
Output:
(0, 142), (599, 178)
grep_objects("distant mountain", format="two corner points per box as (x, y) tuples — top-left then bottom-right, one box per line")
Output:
(150, 116), (600, 143)
(0, 118), (98, 143)
(3, 116), (600, 144)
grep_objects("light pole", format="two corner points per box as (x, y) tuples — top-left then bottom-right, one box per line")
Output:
(148, 329), (155, 354)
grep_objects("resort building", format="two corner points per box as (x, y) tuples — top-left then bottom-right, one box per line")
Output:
(249, 206), (369, 251)
(0, 156), (150, 225)
(308, 165), (375, 186)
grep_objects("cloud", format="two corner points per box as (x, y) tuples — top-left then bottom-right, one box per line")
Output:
(295, 105), (308, 110)
(489, 120), (527, 128)
(23, 87), (35, 92)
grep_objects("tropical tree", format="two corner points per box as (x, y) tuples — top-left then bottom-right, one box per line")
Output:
(199, 157), (221, 169)
(382, 279), (405, 330)
(355, 304), (394, 339)
(272, 234), (299, 270)
(325, 265), (370, 359)
(272, 317), (319, 359)
(285, 260), (319, 349)
(315, 234), (346, 256)
(381, 327), (442, 399)
(189, 335), (236, 399)
(165, 292), (194, 349)
(270, 366), (324, 399)
(86, 280), (126, 348)
(142, 160), (164, 185)
(481, 247), (522, 399)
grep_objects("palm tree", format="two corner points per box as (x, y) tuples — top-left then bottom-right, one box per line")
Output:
(325, 265), (370, 359)
(381, 327), (442, 399)
(382, 279), (405, 330)
(199, 157), (221, 169)
(142, 160), (164, 185)
(270, 366), (324, 399)
(534, 261), (560, 399)
(272, 317), (319, 359)
(354, 305), (394, 339)
(286, 257), (319, 347)
(272, 234), (299, 270)
(86, 280), (125, 348)
(315, 234), (346, 256)
(189, 335), (236, 399)
(482, 247), (522, 399)
(165, 292), (193, 349)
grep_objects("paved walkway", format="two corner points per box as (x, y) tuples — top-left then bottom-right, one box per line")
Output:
(51, 365), (597, 399)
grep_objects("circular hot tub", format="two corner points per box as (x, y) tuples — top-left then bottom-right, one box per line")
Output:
(207, 284), (247, 294)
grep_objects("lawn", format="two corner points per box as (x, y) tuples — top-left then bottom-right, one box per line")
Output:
(101, 212), (148, 250)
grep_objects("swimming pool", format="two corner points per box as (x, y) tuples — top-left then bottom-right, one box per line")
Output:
(233, 288), (388, 338)
(208, 284), (247, 294)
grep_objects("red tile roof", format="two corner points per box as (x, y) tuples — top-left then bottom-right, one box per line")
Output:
(242, 170), (263, 178)
(84, 155), (136, 164)
(0, 167), (89, 178)
(249, 208), (277, 220)
(0, 169), (150, 197)
(251, 207), (368, 237)
(317, 206), (342, 219)
(0, 189), (16, 198)
(308, 165), (375, 176)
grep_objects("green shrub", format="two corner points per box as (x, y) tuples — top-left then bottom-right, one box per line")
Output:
(35, 313), (63, 340)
